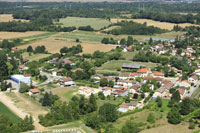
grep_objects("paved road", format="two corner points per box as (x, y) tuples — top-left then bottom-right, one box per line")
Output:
(40, 71), (63, 85)
(184, 82), (200, 97)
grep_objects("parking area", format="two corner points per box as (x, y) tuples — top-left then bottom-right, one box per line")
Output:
(7, 80), (20, 90)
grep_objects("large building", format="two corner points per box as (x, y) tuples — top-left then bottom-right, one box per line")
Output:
(11, 75), (31, 85)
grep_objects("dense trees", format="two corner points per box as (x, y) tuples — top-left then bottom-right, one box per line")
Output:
(78, 25), (94, 31)
(121, 120), (141, 133)
(107, 21), (167, 35)
(0, 51), (8, 79)
(167, 106), (182, 124)
(99, 103), (118, 122)
(60, 45), (83, 55)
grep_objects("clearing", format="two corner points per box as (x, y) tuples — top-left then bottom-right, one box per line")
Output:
(56, 17), (111, 30)
(111, 18), (198, 30)
(0, 31), (46, 39)
(52, 87), (78, 102)
(0, 101), (22, 123)
(0, 14), (29, 22)
(22, 52), (50, 61)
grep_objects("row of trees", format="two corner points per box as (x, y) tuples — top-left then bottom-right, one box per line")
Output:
(27, 45), (47, 54)
(60, 44), (83, 55)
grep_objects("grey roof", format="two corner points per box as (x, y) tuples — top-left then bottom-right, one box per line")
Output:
(122, 63), (145, 69)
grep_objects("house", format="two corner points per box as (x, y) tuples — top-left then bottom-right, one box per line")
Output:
(129, 72), (141, 80)
(178, 86), (187, 99)
(53, 68), (63, 76)
(23, 59), (29, 64)
(118, 101), (139, 112)
(19, 64), (29, 71)
(122, 63), (145, 70)
(102, 87), (112, 96)
(29, 88), (40, 96)
(137, 68), (148, 77)
(79, 86), (100, 97)
(117, 80), (136, 88)
(119, 72), (130, 80)
(92, 74), (103, 80)
(113, 89), (128, 97)
(60, 77), (75, 86)
(178, 80), (191, 88)
(153, 71), (165, 77)
(188, 75), (198, 83)
(129, 84), (141, 93)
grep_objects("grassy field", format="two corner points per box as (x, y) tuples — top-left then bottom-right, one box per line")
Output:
(52, 87), (78, 102)
(22, 52), (50, 61)
(97, 60), (158, 71)
(0, 102), (22, 123)
(0, 31), (46, 39)
(56, 17), (111, 30)
(111, 18), (198, 30)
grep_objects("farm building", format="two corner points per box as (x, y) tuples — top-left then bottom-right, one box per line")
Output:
(122, 63), (145, 69)
(11, 74), (31, 85)
(29, 88), (40, 96)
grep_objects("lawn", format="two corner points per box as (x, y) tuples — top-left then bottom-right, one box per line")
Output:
(56, 17), (111, 30)
(97, 60), (158, 71)
(0, 102), (22, 123)
(22, 52), (50, 61)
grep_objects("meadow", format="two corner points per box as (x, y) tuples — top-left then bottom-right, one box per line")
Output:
(111, 18), (198, 30)
(0, 102), (22, 123)
(0, 14), (29, 22)
(56, 17), (111, 30)
(0, 31), (46, 39)
(22, 52), (50, 61)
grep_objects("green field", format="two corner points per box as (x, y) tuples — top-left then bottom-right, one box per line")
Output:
(56, 17), (111, 30)
(97, 60), (158, 71)
(22, 52), (50, 61)
(0, 102), (22, 123)
(57, 31), (117, 43)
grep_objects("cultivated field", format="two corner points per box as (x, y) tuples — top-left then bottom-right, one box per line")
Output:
(56, 17), (111, 30)
(17, 32), (116, 54)
(0, 14), (29, 22)
(0, 102), (22, 123)
(0, 31), (46, 39)
(111, 18), (198, 30)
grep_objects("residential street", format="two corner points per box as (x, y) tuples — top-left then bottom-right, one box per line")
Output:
(184, 82), (200, 97)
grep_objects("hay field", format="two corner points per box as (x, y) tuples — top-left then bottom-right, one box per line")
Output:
(111, 18), (198, 30)
(16, 34), (116, 54)
(22, 52), (50, 61)
(0, 31), (46, 39)
(56, 17), (111, 30)
(0, 14), (29, 22)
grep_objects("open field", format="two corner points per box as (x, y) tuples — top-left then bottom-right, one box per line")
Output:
(17, 32), (116, 54)
(0, 102), (22, 123)
(56, 17), (111, 30)
(0, 14), (29, 22)
(97, 60), (158, 71)
(22, 52), (50, 61)
(111, 18), (199, 30)
(0, 31), (46, 39)
(52, 87), (78, 102)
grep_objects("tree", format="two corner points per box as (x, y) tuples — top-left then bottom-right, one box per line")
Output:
(98, 92), (105, 100)
(27, 46), (33, 52)
(108, 80), (114, 87)
(121, 120), (141, 133)
(126, 36), (133, 46)
(120, 38), (126, 45)
(42, 92), (52, 106)
(167, 106), (182, 124)
(147, 113), (155, 123)
(89, 93), (97, 112)
(18, 115), (34, 132)
(169, 90), (181, 107)
(19, 83), (30, 93)
(0, 51), (8, 80)
(156, 97), (162, 107)
(100, 78), (108, 87)
(99, 103), (118, 122)
(84, 113), (100, 129)
(180, 98), (194, 115)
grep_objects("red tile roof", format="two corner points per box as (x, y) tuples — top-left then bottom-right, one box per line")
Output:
(61, 77), (72, 82)
(137, 68), (148, 73)
(19, 64), (25, 69)
(29, 88), (40, 94)
(153, 71), (164, 76)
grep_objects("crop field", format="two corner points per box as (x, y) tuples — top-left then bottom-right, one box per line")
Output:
(0, 31), (46, 39)
(0, 14), (29, 22)
(56, 17), (111, 30)
(111, 18), (198, 30)
(22, 52), (50, 61)
(17, 32), (116, 54)
(0, 102), (22, 123)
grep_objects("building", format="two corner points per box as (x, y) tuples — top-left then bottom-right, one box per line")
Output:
(29, 88), (40, 96)
(60, 77), (75, 86)
(11, 74), (31, 85)
(122, 63), (145, 70)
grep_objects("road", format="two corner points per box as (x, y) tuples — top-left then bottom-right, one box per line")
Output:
(184, 82), (200, 97)
(40, 71), (63, 85)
